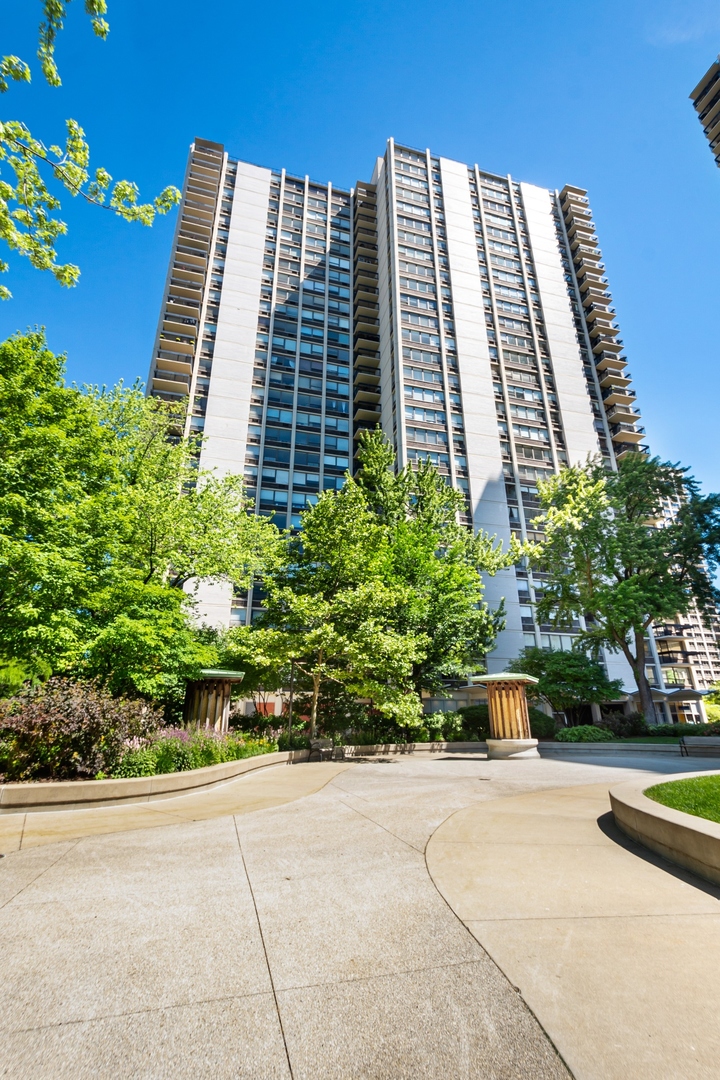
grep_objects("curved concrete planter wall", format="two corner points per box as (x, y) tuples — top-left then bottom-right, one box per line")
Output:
(0, 742), (490, 814)
(610, 773), (720, 887)
(0, 749), (310, 814)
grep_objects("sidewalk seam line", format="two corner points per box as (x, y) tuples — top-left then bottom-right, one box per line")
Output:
(337, 795), (425, 853)
(273, 956), (500, 994)
(234, 815), (295, 1080)
(423, 803), (575, 1078)
(0, 837), (81, 911)
(0, 988), (274, 1035)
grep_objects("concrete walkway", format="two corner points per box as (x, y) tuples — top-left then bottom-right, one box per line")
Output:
(427, 779), (720, 1080)
(1, 752), (718, 1078)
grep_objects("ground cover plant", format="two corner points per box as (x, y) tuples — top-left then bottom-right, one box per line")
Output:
(111, 729), (276, 778)
(646, 775), (720, 825)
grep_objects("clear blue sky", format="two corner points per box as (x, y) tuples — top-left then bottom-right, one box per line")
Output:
(2, 0), (719, 490)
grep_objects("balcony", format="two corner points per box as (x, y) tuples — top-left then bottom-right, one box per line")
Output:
(355, 316), (380, 333)
(595, 352), (627, 373)
(354, 386), (381, 406)
(610, 423), (645, 443)
(657, 652), (699, 665)
(355, 371), (380, 391)
(163, 319), (198, 340)
(584, 302), (616, 321)
(577, 271), (609, 293)
(156, 357), (192, 378)
(654, 624), (693, 641)
(615, 443), (649, 460)
(152, 375), (190, 396)
(599, 367), (631, 387)
(158, 335), (194, 357)
(605, 403), (641, 424)
(602, 385), (636, 406)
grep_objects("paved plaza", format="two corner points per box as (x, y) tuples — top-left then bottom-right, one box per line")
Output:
(1, 752), (719, 1078)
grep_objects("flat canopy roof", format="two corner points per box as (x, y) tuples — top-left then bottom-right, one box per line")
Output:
(628, 687), (707, 703)
(198, 669), (245, 681)
(470, 673), (540, 685)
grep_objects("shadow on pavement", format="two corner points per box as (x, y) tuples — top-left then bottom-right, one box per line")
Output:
(596, 809), (720, 900)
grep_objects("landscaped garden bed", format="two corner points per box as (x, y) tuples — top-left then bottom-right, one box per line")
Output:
(0, 678), (276, 783)
(645, 774), (720, 825)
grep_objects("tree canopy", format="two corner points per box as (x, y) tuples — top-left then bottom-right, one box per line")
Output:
(0, 2), (180, 297)
(509, 645), (623, 722)
(353, 432), (525, 698)
(0, 331), (277, 709)
(251, 430), (527, 736)
(531, 453), (720, 723)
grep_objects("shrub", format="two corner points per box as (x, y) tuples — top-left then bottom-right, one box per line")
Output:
(440, 712), (466, 741)
(0, 678), (161, 781)
(457, 704), (491, 740)
(528, 707), (556, 738)
(112, 748), (157, 778)
(555, 724), (614, 742)
(598, 712), (648, 739)
(277, 731), (311, 751)
(652, 722), (720, 738)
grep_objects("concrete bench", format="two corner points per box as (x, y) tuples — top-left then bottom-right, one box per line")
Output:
(680, 736), (720, 757)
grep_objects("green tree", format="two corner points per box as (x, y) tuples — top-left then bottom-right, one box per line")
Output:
(260, 480), (426, 737)
(509, 645), (623, 723)
(353, 430), (526, 698)
(251, 430), (528, 737)
(219, 626), (293, 718)
(532, 454), (720, 724)
(0, 2), (180, 297)
(0, 331), (277, 708)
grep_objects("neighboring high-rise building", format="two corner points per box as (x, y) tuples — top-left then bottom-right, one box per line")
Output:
(149, 137), (719, 719)
(690, 56), (720, 168)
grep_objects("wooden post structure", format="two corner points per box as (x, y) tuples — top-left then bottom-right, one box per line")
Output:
(472, 673), (540, 759)
(183, 670), (245, 735)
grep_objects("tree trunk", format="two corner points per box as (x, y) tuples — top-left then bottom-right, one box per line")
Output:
(630, 631), (657, 725)
(310, 656), (322, 740)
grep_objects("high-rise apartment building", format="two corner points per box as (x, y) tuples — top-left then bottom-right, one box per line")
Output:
(149, 137), (719, 719)
(690, 56), (720, 168)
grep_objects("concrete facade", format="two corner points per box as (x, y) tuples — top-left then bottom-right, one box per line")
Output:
(149, 137), (720, 705)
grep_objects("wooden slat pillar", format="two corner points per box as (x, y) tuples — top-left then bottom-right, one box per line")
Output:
(220, 680), (232, 735)
(182, 671), (244, 732)
(487, 681), (531, 740)
(207, 682), (218, 731)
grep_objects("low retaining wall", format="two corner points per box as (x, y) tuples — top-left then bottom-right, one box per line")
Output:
(344, 741), (486, 756)
(539, 741), (683, 756)
(0, 749), (310, 814)
(610, 773), (720, 887)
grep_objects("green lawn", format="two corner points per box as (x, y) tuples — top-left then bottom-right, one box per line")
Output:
(645, 774), (720, 825)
